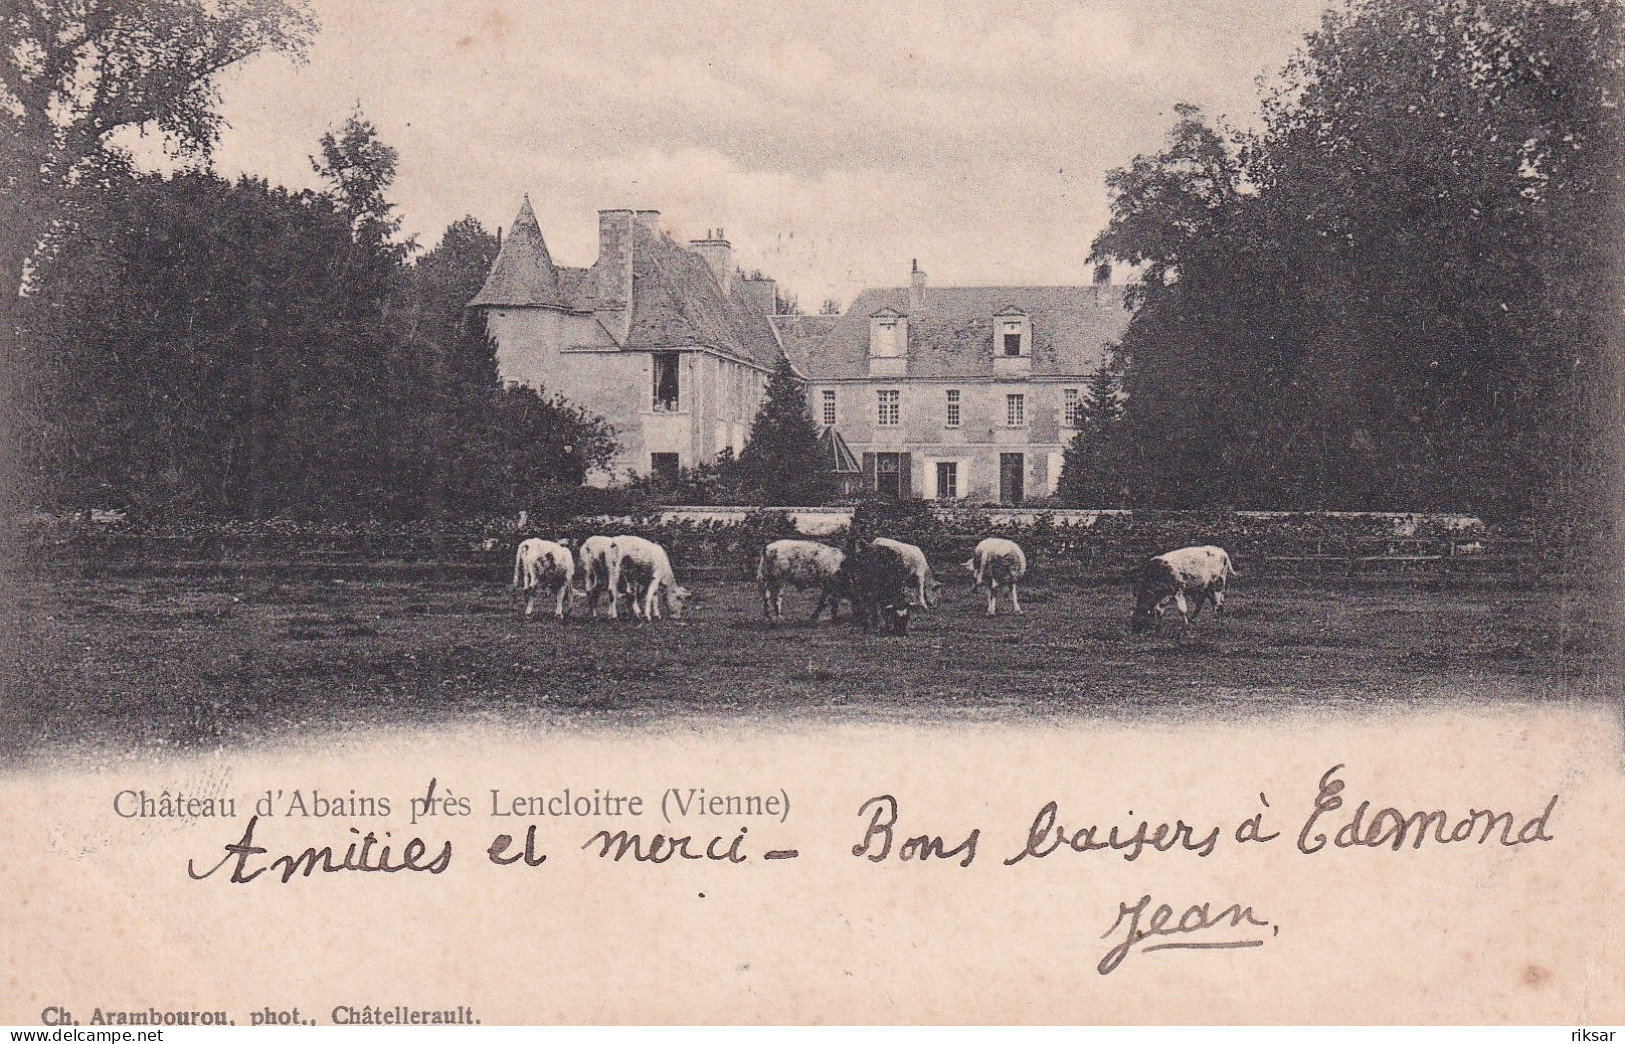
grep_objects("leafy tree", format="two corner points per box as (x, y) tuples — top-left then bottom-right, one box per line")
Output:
(818, 298), (842, 315)
(312, 109), (411, 263)
(1089, 0), (1623, 519)
(0, 0), (315, 311)
(737, 355), (833, 505)
(14, 170), (368, 514)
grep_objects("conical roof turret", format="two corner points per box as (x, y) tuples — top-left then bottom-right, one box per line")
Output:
(470, 196), (567, 308)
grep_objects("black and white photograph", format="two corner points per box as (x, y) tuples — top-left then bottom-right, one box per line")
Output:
(1, 0), (1621, 1028)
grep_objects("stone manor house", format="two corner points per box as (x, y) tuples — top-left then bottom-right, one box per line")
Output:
(471, 200), (1132, 503)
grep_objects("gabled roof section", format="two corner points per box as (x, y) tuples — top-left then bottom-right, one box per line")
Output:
(870, 306), (907, 319)
(621, 222), (784, 370)
(777, 285), (1134, 380)
(469, 196), (567, 309)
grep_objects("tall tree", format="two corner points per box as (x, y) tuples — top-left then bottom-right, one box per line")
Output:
(1090, 0), (1623, 518)
(737, 356), (833, 505)
(1057, 366), (1128, 507)
(0, 0), (315, 312)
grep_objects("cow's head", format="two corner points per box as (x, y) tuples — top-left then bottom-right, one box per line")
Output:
(1129, 592), (1166, 634)
(925, 575), (943, 608)
(883, 601), (910, 634)
(665, 584), (694, 619)
(961, 558), (978, 582)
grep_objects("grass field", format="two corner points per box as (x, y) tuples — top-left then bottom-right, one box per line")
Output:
(1, 563), (1616, 763)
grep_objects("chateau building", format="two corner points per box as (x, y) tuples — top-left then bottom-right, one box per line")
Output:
(470, 199), (783, 483)
(473, 200), (1132, 502)
(774, 262), (1131, 503)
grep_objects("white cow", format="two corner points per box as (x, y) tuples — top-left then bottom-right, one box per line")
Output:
(871, 537), (941, 609)
(1130, 545), (1238, 634)
(964, 537), (1028, 616)
(512, 538), (575, 620)
(757, 539), (847, 623)
(607, 535), (693, 621)
(577, 535), (620, 618)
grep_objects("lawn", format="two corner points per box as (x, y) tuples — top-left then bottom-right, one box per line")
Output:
(0, 563), (1615, 763)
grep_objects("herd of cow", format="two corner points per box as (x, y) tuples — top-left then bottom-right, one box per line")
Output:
(512, 533), (1239, 636)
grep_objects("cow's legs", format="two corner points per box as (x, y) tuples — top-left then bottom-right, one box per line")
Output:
(523, 589), (536, 617)
(554, 582), (568, 620)
(986, 582), (997, 617)
(760, 581), (774, 621)
(1010, 581), (1022, 614)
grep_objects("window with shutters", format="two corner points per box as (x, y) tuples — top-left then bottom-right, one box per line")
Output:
(877, 389), (900, 426)
(821, 389), (836, 427)
(945, 389), (961, 428)
(1006, 393), (1026, 427)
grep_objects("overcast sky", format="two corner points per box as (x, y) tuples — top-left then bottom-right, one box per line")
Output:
(167, 0), (1339, 308)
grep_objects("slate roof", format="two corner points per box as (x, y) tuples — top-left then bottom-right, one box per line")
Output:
(777, 285), (1133, 380)
(818, 426), (861, 474)
(621, 223), (783, 370)
(471, 202), (784, 371)
(468, 197), (565, 309)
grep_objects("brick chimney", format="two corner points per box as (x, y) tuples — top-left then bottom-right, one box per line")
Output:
(635, 209), (662, 233)
(741, 275), (777, 315)
(689, 228), (734, 294)
(909, 258), (926, 313)
(595, 209), (636, 313)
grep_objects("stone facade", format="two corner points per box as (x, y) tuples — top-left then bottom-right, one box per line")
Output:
(775, 268), (1132, 503)
(471, 201), (780, 483)
(472, 203), (1133, 502)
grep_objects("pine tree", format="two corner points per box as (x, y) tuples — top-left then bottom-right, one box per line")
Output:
(737, 356), (834, 505)
(1058, 366), (1127, 507)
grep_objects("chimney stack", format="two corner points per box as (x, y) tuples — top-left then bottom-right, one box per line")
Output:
(741, 275), (777, 315)
(635, 209), (662, 233)
(689, 229), (734, 294)
(909, 258), (926, 313)
(595, 209), (636, 312)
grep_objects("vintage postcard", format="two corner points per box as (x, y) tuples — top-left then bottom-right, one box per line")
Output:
(1, 0), (1621, 1028)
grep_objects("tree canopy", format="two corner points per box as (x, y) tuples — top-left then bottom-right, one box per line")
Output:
(1089, 0), (1623, 520)
(7, 118), (616, 519)
(0, 0), (315, 308)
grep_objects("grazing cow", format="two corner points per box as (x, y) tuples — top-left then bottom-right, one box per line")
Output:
(964, 537), (1028, 616)
(512, 538), (576, 620)
(841, 540), (916, 635)
(577, 535), (620, 618)
(607, 536), (693, 621)
(871, 537), (941, 609)
(757, 539), (847, 623)
(1130, 545), (1238, 634)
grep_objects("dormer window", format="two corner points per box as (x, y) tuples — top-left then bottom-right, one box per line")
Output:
(869, 308), (908, 358)
(994, 307), (1031, 358)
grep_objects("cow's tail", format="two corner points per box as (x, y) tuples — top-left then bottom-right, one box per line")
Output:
(511, 544), (524, 589)
(1225, 553), (1240, 579)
